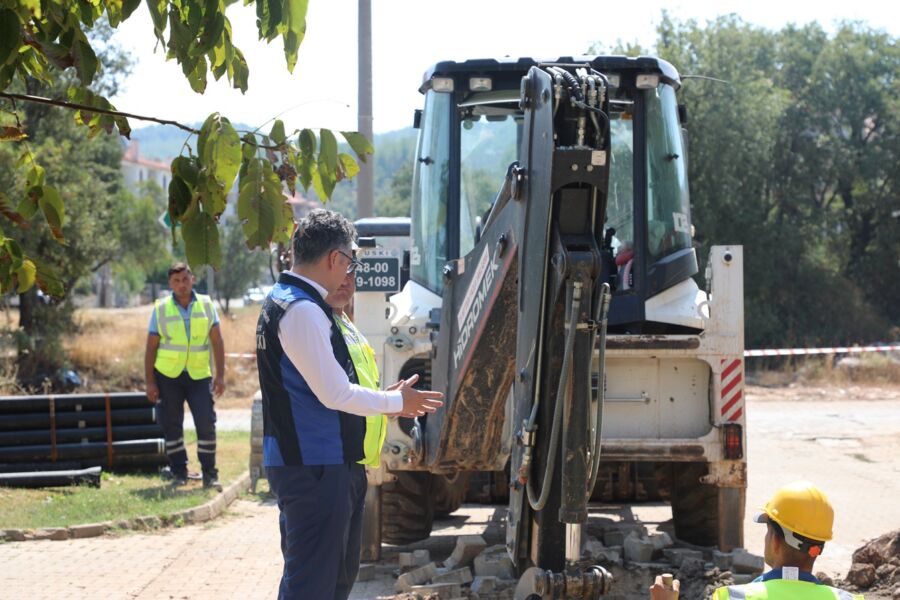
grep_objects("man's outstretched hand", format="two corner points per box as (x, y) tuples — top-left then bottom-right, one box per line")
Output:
(387, 374), (443, 418)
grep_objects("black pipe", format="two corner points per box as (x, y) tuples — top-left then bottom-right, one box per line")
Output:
(0, 438), (164, 463)
(0, 407), (156, 431)
(0, 392), (152, 414)
(0, 424), (163, 447)
(0, 466), (102, 488)
(0, 460), (82, 473)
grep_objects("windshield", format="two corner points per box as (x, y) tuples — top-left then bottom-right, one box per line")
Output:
(410, 90), (452, 293)
(605, 98), (636, 290)
(459, 99), (519, 257)
(644, 84), (692, 263)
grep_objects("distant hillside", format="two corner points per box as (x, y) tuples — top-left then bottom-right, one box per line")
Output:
(129, 123), (418, 218)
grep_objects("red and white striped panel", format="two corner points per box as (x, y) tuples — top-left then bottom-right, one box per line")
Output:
(720, 358), (743, 422)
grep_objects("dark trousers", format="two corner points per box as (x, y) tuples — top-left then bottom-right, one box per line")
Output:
(154, 370), (217, 477)
(266, 462), (367, 600)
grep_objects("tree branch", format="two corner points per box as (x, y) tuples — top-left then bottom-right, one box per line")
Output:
(0, 91), (199, 134)
(0, 91), (288, 149)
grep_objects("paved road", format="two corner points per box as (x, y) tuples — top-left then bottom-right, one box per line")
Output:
(2, 387), (898, 599)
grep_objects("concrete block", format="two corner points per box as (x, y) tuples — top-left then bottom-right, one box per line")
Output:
(33, 528), (68, 541)
(732, 573), (757, 585)
(356, 563), (375, 582)
(399, 552), (414, 568)
(68, 523), (108, 539)
(413, 548), (431, 565)
(732, 548), (765, 574)
(624, 533), (655, 563)
(433, 567), (473, 586)
(603, 530), (626, 546)
(471, 576), (498, 595)
(583, 537), (606, 560)
(662, 548), (704, 567)
(2, 529), (25, 542)
(474, 552), (515, 579)
(713, 550), (733, 571)
(445, 534), (487, 569)
(410, 582), (462, 598)
(650, 532), (674, 551)
(395, 562), (438, 592)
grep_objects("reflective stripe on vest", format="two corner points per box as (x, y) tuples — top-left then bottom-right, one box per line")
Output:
(154, 294), (214, 380)
(714, 580), (865, 600)
(337, 314), (387, 468)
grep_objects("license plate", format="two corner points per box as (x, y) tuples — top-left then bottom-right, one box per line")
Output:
(355, 257), (401, 292)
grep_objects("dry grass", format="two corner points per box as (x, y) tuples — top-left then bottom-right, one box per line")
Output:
(749, 353), (900, 387)
(62, 304), (261, 409)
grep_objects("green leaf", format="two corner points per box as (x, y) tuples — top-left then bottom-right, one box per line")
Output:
(171, 156), (200, 186)
(185, 57), (208, 93)
(182, 211), (221, 269)
(298, 128), (316, 156)
(38, 185), (65, 243)
(15, 259), (35, 293)
(340, 131), (374, 163)
(198, 113), (241, 191)
(311, 161), (334, 200)
(238, 158), (289, 249)
(270, 120), (286, 144)
(256, 0), (282, 41)
(34, 258), (64, 297)
(197, 11), (226, 55)
(72, 37), (98, 85)
(168, 176), (192, 222)
(281, 0), (308, 72)
(4, 239), (23, 271)
(0, 10), (22, 67)
(231, 46), (248, 92)
(0, 64), (15, 90)
(146, 0), (168, 44)
(16, 194), (38, 220)
(337, 152), (360, 181)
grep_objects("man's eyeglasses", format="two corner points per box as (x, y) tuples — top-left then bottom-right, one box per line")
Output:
(336, 249), (364, 274)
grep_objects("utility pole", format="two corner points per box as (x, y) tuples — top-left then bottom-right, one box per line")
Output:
(357, 0), (374, 218)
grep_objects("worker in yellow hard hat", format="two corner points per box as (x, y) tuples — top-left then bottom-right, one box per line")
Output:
(651, 481), (864, 600)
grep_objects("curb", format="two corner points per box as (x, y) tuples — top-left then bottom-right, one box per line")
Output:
(0, 470), (251, 543)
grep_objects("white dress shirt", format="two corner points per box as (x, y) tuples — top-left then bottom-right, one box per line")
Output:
(278, 271), (403, 416)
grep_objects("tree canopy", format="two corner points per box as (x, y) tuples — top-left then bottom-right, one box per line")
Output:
(0, 0), (373, 298)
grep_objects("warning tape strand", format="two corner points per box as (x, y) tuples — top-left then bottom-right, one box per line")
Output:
(744, 345), (900, 357)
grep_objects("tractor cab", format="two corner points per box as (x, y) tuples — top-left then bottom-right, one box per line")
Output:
(409, 56), (702, 333)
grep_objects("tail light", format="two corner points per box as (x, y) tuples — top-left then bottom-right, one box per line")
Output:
(724, 423), (743, 459)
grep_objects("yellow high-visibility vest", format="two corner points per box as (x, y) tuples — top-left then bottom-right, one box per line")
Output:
(712, 580), (864, 600)
(336, 313), (387, 468)
(154, 294), (214, 380)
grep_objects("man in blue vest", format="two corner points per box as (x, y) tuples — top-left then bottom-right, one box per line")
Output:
(145, 262), (226, 490)
(256, 209), (443, 600)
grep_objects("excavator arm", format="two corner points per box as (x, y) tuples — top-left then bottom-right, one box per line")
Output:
(425, 64), (615, 598)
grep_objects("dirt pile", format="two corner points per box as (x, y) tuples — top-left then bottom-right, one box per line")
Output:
(840, 530), (900, 597)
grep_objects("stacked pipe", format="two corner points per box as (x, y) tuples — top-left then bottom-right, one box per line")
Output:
(0, 393), (166, 477)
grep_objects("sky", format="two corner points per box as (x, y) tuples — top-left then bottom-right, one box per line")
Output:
(110, 0), (900, 137)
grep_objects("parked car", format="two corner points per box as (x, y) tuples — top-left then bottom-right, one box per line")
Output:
(243, 285), (272, 305)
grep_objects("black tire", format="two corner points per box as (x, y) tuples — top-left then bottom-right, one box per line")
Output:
(670, 462), (720, 547)
(381, 471), (436, 545)
(434, 472), (472, 518)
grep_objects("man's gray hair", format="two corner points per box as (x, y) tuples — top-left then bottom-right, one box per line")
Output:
(292, 208), (357, 265)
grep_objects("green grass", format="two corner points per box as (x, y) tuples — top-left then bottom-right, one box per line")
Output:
(0, 430), (250, 530)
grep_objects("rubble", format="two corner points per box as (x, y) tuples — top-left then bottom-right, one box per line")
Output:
(444, 535), (487, 569)
(731, 548), (765, 574)
(395, 562), (438, 593)
(842, 529), (900, 594)
(623, 532), (656, 562)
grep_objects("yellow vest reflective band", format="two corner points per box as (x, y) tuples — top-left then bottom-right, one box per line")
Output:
(337, 314), (387, 468)
(154, 294), (214, 380)
(712, 580), (864, 600)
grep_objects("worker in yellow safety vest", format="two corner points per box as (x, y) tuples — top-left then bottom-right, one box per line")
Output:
(650, 481), (864, 600)
(145, 262), (226, 490)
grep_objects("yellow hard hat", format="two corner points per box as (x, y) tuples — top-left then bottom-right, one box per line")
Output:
(753, 481), (834, 543)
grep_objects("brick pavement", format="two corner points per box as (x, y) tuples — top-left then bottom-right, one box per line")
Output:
(0, 499), (282, 600)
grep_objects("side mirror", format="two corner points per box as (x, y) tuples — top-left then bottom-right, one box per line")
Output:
(413, 109), (423, 129)
(678, 104), (688, 124)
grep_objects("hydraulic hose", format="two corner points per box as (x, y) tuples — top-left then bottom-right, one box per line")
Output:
(586, 283), (612, 501)
(527, 280), (581, 511)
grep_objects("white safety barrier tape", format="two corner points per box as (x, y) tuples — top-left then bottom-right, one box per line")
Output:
(744, 345), (900, 357)
(225, 352), (255, 359)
